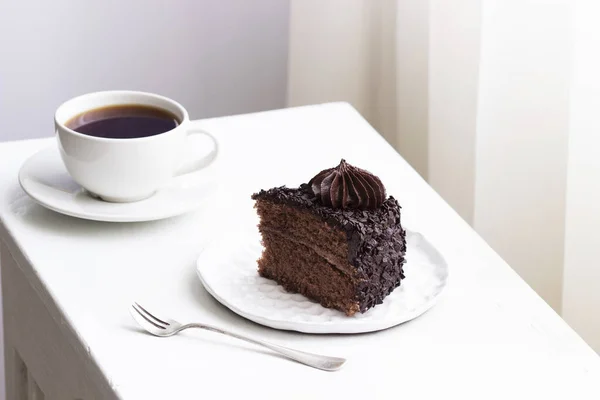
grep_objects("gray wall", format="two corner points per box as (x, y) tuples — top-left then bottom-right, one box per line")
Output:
(0, 0), (290, 141)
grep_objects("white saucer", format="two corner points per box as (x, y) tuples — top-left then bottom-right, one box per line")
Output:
(196, 224), (448, 334)
(18, 146), (219, 222)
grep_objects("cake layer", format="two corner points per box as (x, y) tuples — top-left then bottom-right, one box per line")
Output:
(254, 199), (354, 276)
(258, 231), (360, 315)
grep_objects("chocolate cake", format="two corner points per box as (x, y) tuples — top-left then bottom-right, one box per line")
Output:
(251, 160), (407, 316)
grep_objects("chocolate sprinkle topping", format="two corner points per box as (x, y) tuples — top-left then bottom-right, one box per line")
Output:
(251, 184), (407, 313)
(308, 159), (386, 210)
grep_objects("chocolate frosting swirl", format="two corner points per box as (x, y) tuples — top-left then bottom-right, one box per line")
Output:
(308, 159), (386, 210)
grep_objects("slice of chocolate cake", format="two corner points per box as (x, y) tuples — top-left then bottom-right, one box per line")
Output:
(251, 160), (407, 316)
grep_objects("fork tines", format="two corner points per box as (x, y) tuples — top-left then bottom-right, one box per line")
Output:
(131, 302), (170, 329)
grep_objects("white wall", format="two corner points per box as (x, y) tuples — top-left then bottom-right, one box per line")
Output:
(287, 0), (431, 178)
(428, 0), (480, 223)
(0, 0), (289, 142)
(395, 0), (429, 178)
(287, 1), (373, 118)
(472, 0), (572, 312)
(563, 1), (600, 352)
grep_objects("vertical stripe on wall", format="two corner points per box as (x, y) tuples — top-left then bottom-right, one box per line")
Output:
(563, 0), (600, 352)
(473, 0), (572, 311)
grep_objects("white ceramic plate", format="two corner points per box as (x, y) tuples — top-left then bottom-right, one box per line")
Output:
(196, 226), (448, 334)
(18, 146), (219, 222)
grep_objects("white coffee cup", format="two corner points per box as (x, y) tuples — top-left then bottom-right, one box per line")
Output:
(55, 90), (218, 203)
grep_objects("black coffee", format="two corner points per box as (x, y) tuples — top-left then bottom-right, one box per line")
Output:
(65, 105), (180, 139)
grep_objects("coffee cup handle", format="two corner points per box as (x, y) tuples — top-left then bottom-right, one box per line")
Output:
(174, 128), (219, 176)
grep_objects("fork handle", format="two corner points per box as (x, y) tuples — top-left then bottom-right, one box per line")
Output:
(181, 323), (345, 371)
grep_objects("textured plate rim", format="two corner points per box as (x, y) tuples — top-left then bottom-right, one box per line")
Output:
(196, 229), (449, 334)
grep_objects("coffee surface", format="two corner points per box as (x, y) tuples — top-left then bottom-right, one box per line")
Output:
(66, 105), (180, 139)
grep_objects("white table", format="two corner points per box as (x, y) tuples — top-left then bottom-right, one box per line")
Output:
(1, 103), (599, 400)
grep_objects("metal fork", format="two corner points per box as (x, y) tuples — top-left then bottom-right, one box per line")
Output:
(129, 302), (346, 371)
